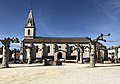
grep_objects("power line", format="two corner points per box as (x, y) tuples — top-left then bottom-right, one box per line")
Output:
(106, 40), (120, 42)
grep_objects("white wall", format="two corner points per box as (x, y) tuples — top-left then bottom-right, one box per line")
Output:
(24, 28), (35, 39)
(24, 43), (90, 60)
(118, 48), (120, 58)
(57, 44), (66, 51)
(0, 55), (2, 58)
(108, 49), (115, 58)
(46, 44), (54, 56)
(34, 44), (43, 58)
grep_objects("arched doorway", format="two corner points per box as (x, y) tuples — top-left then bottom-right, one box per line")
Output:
(57, 52), (62, 60)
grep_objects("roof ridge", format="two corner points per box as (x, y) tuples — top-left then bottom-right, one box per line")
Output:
(35, 36), (89, 38)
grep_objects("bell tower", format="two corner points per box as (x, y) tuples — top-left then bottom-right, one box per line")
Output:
(24, 9), (36, 39)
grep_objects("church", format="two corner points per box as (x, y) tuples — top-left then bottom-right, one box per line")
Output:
(20, 9), (107, 63)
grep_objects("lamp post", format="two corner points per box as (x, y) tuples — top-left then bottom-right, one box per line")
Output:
(89, 33), (110, 68)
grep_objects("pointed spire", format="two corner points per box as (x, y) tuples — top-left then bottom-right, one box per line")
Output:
(25, 9), (36, 28)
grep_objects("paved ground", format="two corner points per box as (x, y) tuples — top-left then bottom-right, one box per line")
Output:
(0, 63), (120, 84)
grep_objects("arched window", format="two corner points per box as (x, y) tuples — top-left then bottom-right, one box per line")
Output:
(47, 46), (50, 53)
(57, 52), (62, 60)
(59, 46), (61, 48)
(36, 46), (38, 53)
(70, 46), (73, 53)
(28, 29), (30, 35)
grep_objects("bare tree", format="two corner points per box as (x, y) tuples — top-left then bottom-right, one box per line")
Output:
(0, 37), (19, 68)
(73, 44), (84, 64)
(88, 33), (110, 68)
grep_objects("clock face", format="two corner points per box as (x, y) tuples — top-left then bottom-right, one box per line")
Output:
(27, 23), (31, 26)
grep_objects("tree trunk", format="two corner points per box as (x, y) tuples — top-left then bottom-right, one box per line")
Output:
(77, 50), (80, 63)
(79, 52), (83, 64)
(14, 49), (16, 64)
(2, 46), (9, 68)
(114, 48), (118, 64)
(90, 43), (95, 68)
(27, 48), (32, 64)
(90, 55), (95, 67)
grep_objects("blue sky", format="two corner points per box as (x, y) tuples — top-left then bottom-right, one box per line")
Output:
(0, 0), (120, 49)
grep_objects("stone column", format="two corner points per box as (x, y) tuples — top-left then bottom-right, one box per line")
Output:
(2, 46), (9, 68)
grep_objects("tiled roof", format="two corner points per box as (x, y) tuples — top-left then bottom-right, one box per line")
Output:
(23, 37), (90, 44)
(108, 45), (120, 49)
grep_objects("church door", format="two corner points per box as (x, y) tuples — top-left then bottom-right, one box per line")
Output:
(57, 52), (62, 60)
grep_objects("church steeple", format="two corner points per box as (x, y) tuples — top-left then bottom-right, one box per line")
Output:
(24, 9), (36, 39)
(25, 9), (36, 27)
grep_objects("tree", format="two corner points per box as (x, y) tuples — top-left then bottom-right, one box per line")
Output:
(88, 33), (110, 68)
(0, 37), (19, 68)
(73, 44), (84, 64)
(27, 46), (32, 64)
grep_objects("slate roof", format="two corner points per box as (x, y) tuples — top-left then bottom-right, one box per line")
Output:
(23, 37), (90, 44)
(25, 9), (36, 28)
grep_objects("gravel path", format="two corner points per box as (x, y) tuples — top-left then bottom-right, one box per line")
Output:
(0, 63), (120, 84)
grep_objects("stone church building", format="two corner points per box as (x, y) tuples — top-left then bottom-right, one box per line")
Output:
(20, 9), (107, 63)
